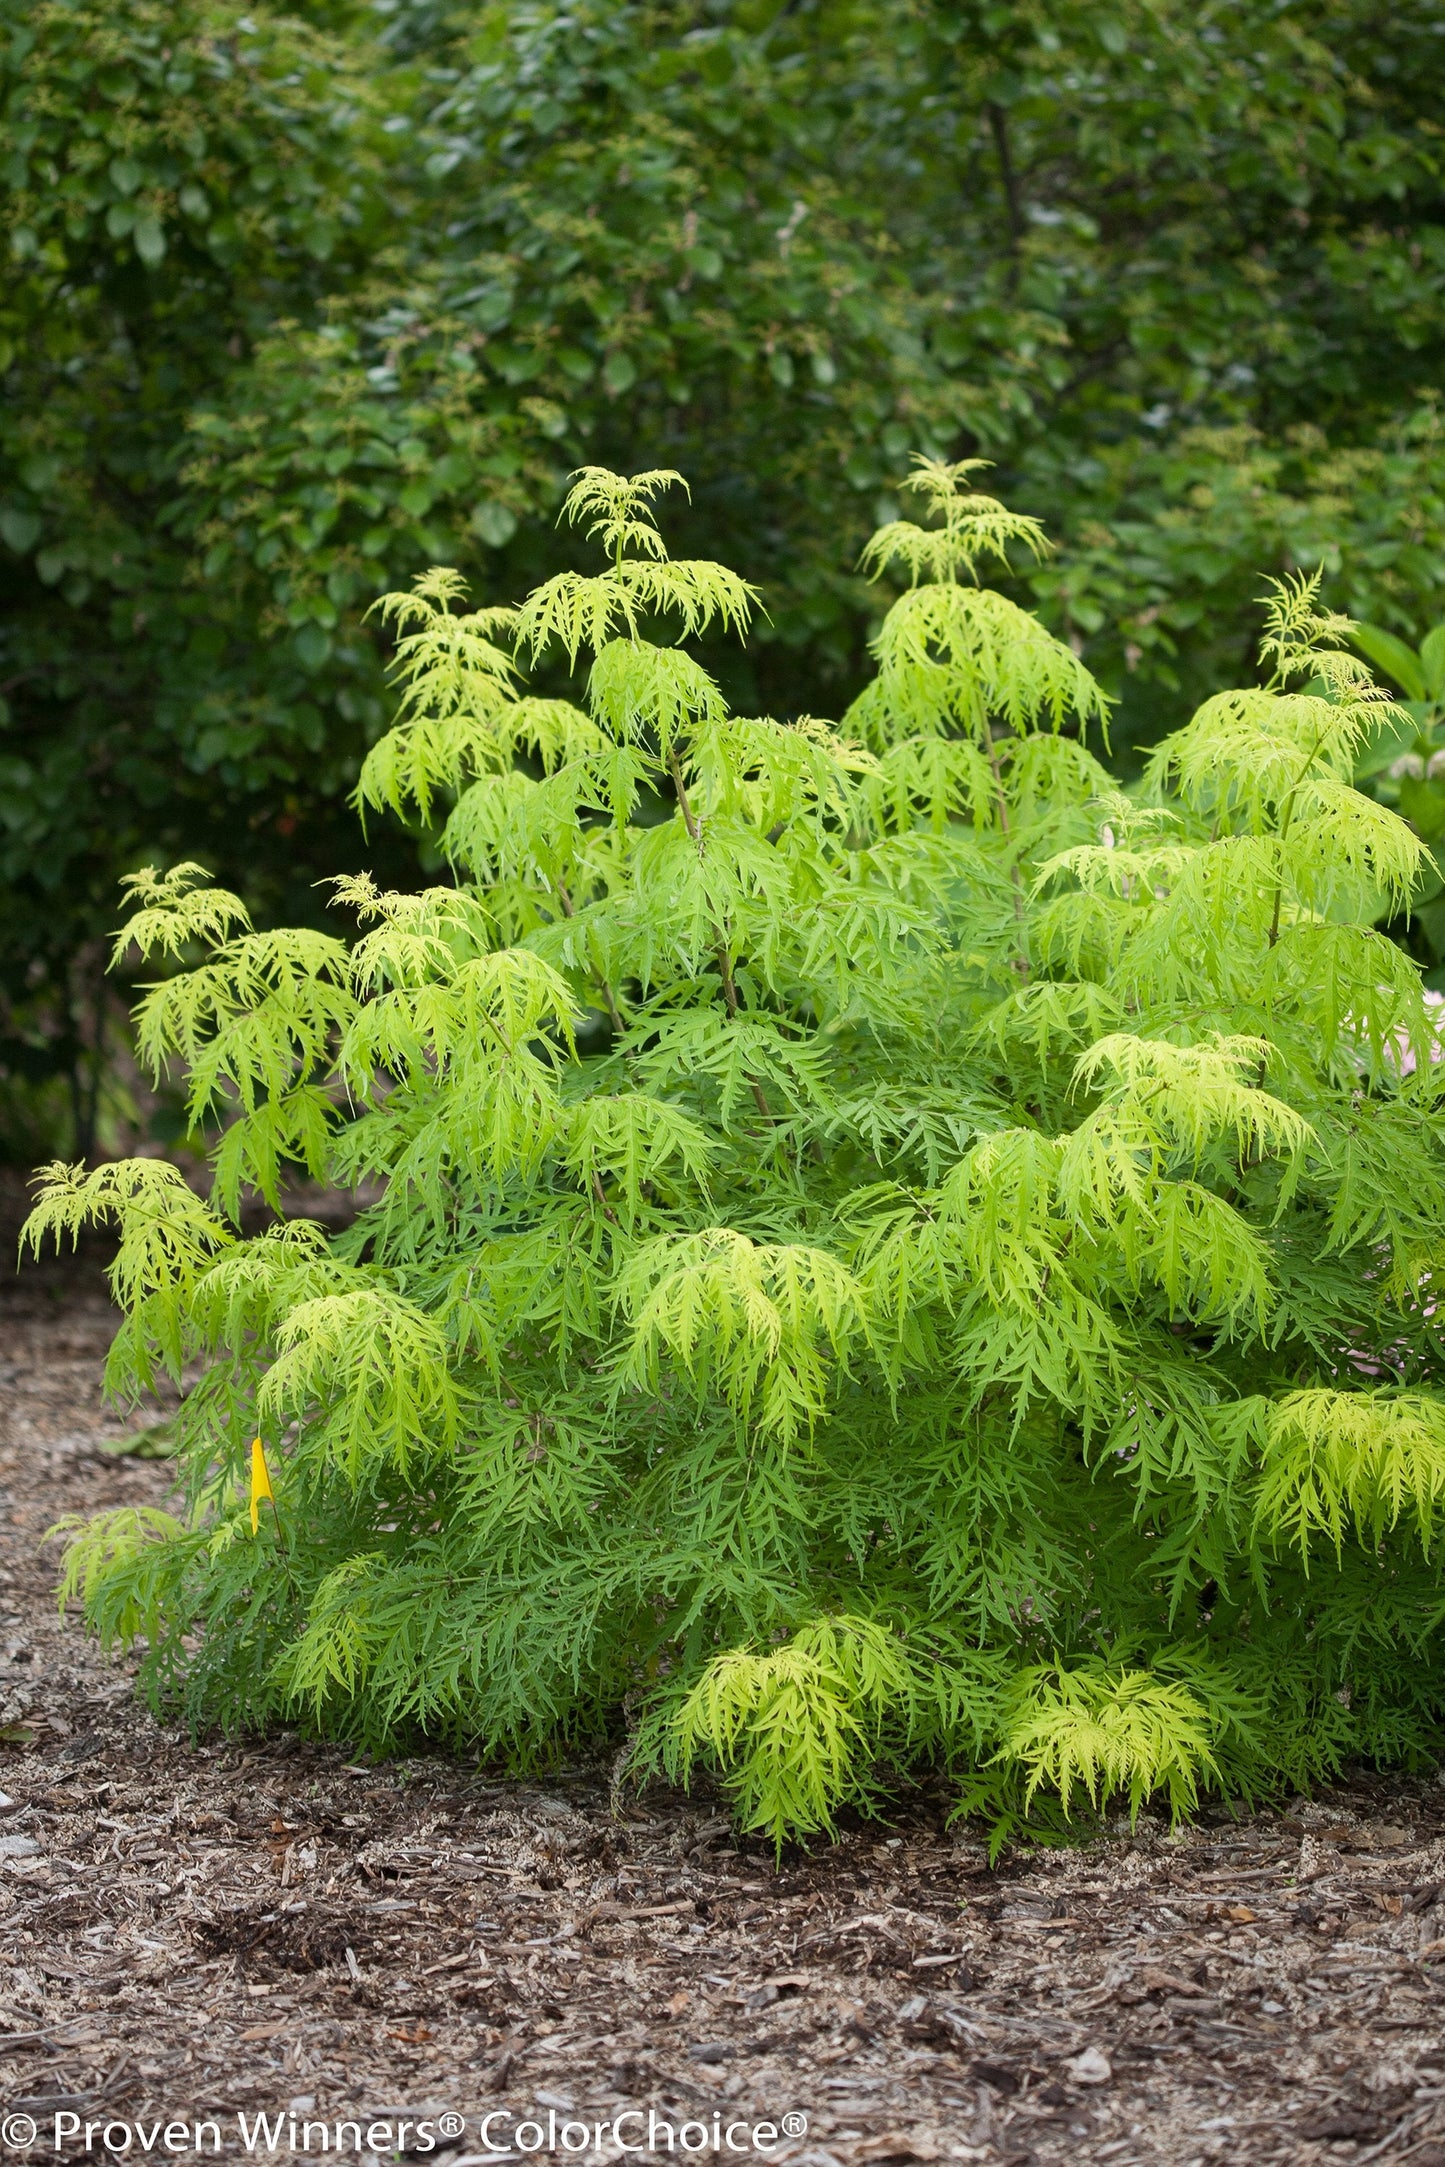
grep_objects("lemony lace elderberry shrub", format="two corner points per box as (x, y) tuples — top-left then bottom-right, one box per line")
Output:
(27, 464), (1445, 1845)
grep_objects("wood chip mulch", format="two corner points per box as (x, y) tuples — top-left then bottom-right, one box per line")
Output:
(5, 1214), (1445, 2165)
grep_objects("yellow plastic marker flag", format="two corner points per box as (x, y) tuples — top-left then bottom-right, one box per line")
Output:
(249, 1437), (276, 1535)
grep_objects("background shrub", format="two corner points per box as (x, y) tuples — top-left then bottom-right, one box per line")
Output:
(3, 0), (1444, 1149)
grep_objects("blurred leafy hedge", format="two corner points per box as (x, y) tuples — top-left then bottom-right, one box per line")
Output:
(2, 0), (1444, 1149)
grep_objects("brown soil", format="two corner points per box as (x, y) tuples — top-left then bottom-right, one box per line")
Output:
(4, 1201), (1445, 2165)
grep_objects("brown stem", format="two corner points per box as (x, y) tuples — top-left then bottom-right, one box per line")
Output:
(746, 1069), (777, 1129)
(716, 943), (741, 1015)
(1266, 862), (1284, 950)
(591, 1171), (619, 1225)
(981, 719), (1012, 838)
(987, 102), (1025, 296)
(715, 940), (773, 1122)
(668, 746), (702, 846)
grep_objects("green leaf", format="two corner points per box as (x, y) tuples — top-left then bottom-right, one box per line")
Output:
(0, 509), (40, 554)
(1350, 623), (1427, 703)
(1420, 626), (1445, 704)
(294, 623), (332, 671)
(471, 500), (519, 547)
(132, 213), (166, 267)
(1353, 709), (1419, 781)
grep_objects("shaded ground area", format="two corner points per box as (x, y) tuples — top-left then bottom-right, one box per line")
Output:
(5, 1204), (1445, 2164)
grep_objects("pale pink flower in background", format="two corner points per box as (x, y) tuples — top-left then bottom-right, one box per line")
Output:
(1394, 986), (1445, 1076)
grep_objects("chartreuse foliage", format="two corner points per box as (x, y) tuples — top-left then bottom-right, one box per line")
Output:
(27, 464), (1445, 1847)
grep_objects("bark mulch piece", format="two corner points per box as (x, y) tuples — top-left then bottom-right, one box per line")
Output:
(4, 1195), (1445, 2164)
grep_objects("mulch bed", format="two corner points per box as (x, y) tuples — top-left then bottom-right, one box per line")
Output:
(4, 1203), (1445, 2165)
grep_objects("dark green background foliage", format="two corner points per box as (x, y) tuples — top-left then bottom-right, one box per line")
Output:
(3, 0), (1445, 1146)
